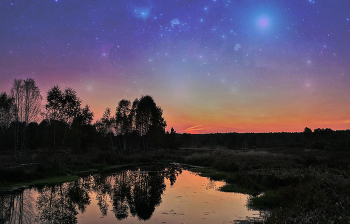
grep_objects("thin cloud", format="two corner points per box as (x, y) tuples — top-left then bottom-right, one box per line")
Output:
(184, 125), (204, 134)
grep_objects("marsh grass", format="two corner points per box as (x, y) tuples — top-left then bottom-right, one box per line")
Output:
(190, 167), (232, 181)
(183, 148), (350, 223)
(219, 184), (258, 195)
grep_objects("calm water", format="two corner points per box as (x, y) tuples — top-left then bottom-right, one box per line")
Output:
(0, 164), (262, 223)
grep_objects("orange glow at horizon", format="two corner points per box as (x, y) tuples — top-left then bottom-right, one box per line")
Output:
(1, 66), (350, 134)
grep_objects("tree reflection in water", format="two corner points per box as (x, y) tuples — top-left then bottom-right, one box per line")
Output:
(106, 163), (182, 220)
(36, 178), (91, 224)
(91, 174), (112, 217)
(0, 164), (183, 223)
(0, 189), (36, 224)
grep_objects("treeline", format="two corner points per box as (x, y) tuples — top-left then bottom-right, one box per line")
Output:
(2, 78), (349, 160)
(0, 78), (173, 160)
(178, 127), (350, 151)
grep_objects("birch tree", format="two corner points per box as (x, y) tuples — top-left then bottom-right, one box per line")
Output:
(45, 85), (81, 149)
(96, 108), (115, 151)
(115, 99), (132, 150)
(11, 78), (42, 160)
(135, 95), (166, 149)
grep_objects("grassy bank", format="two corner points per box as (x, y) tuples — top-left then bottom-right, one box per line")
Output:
(0, 175), (80, 191)
(0, 147), (187, 191)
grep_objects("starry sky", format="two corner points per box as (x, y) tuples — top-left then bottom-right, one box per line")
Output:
(1, 0), (350, 133)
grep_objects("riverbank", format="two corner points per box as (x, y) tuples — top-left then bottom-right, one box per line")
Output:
(0, 148), (187, 191)
(1, 147), (350, 223)
(182, 148), (350, 223)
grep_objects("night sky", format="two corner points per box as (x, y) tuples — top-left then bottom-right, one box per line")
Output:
(1, 0), (350, 133)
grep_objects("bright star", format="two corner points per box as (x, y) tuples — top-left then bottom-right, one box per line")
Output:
(257, 16), (271, 29)
(259, 18), (269, 28)
(132, 6), (151, 20)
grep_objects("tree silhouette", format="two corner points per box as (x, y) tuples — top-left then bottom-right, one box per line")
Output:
(115, 99), (133, 150)
(45, 85), (82, 149)
(0, 92), (14, 129)
(60, 88), (82, 147)
(0, 92), (14, 150)
(303, 127), (312, 141)
(165, 127), (180, 150)
(71, 105), (94, 153)
(135, 95), (166, 149)
(96, 108), (115, 151)
(10, 78), (42, 160)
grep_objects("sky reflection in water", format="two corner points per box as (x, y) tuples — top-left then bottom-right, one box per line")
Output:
(1, 165), (261, 223)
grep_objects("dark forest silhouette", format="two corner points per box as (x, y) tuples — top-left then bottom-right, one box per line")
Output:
(1, 78), (350, 157)
(0, 78), (170, 158)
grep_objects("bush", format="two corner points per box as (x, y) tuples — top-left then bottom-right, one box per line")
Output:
(94, 151), (118, 165)
(0, 167), (26, 183)
(307, 140), (332, 150)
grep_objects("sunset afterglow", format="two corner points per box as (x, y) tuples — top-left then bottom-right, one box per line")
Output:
(1, 0), (350, 133)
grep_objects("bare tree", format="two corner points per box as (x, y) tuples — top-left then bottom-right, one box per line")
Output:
(11, 78), (42, 160)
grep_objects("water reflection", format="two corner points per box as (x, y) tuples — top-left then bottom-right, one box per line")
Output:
(0, 164), (260, 224)
(35, 179), (91, 223)
(0, 189), (36, 224)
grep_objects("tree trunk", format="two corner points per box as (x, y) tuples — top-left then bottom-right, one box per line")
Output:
(61, 124), (68, 149)
(14, 120), (19, 162)
(110, 132), (114, 151)
(123, 135), (127, 150)
(53, 121), (56, 151)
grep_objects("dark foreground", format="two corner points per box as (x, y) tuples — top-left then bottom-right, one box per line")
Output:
(1, 147), (350, 223)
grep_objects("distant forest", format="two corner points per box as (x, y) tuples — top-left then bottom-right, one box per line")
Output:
(1, 78), (350, 161)
(180, 128), (350, 151)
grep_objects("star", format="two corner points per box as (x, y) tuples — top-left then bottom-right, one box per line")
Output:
(257, 16), (271, 29)
(259, 18), (269, 28)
